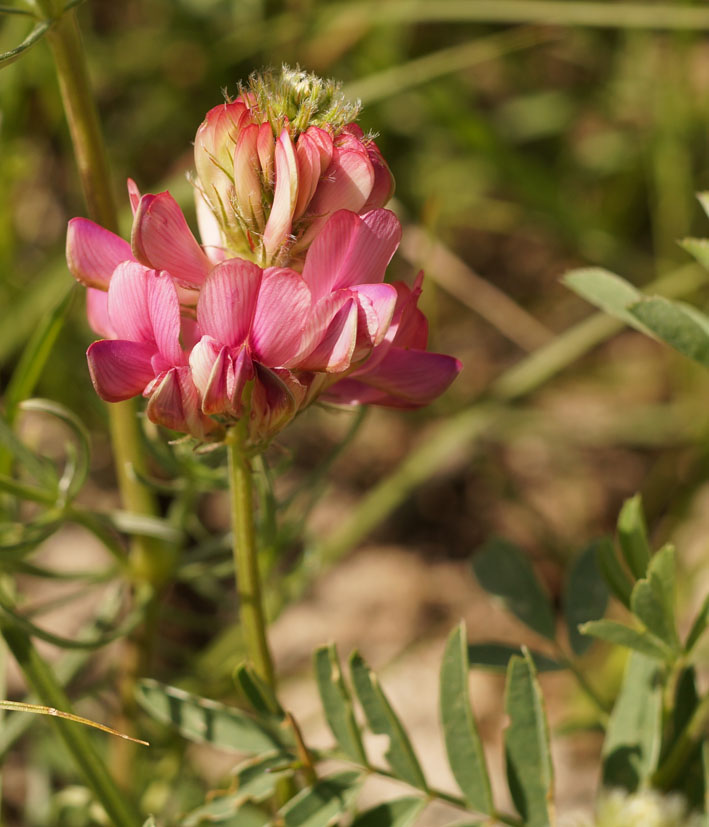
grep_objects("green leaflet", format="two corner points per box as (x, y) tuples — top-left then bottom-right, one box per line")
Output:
(629, 544), (679, 652)
(350, 652), (427, 791)
(279, 771), (362, 827)
(580, 619), (672, 662)
(504, 650), (554, 827)
(350, 797), (426, 827)
(135, 679), (293, 755)
(471, 537), (555, 640)
(467, 643), (562, 673)
(564, 540), (610, 656)
(602, 652), (662, 790)
(617, 494), (651, 580)
(629, 297), (709, 370)
(180, 753), (293, 826)
(439, 623), (493, 814)
(314, 644), (367, 764)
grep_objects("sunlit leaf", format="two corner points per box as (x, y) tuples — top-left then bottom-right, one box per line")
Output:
(628, 297), (709, 369)
(471, 537), (555, 640)
(504, 649), (553, 827)
(564, 541), (609, 656)
(617, 494), (651, 580)
(234, 662), (284, 719)
(563, 267), (644, 329)
(350, 652), (427, 790)
(440, 623), (493, 814)
(630, 545), (679, 651)
(580, 619), (672, 661)
(136, 679), (294, 755)
(314, 644), (367, 764)
(679, 238), (709, 271)
(278, 771), (361, 827)
(602, 652), (662, 791)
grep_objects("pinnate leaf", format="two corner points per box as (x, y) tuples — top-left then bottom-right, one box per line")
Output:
(350, 652), (427, 790)
(314, 644), (367, 764)
(504, 650), (554, 827)
(439, 623), (493, 814)
(471, 538), (555, 640)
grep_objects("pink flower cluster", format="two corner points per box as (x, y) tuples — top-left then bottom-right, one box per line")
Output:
(67, 74), (460, 447)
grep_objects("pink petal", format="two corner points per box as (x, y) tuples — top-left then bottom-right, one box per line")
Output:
(146, 270), (184, 366)
(197, 258), (262, 347)
(107, 261), (152, 343)
(127, 179), (141, 215)
(351, 283), (398, 347)
(250, 267), (311, 367)
(249, 364), (301, 444)
(360, 139), (395, 212)
(86, 288), (115, 338)
(294, 126), (333, 219)
(189, 338), (230, 415)
(336, 348), (462, 408)
(302, 209), (401, 300)
(297, 293), (358, 372)
(262, 130), (299, 261)
(146, 366), (216, 439)
(388, 275), (428, 349)
(233, 123), (265, 230)
(297, 141), (375, 249)
(131, 191), (211, 287)
(87, 339), (156, 402)
(66, 218), (133, 289)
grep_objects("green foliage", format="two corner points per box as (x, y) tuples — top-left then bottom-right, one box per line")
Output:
(350, 651), (428, 791)
(602, 652), (663, 791)
(617, 495), (651, 580)
(564, 541), (610, 656)
(504, 650), (554, 827)
(440, 624), (493, 814)
(278, 772), (362, 827)
(350, 798), (426, 827)
(471, 538), (555, 640)
(466, 644), (562, 673)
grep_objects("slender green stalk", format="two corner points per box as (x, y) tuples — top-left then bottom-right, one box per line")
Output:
(0, 622), (141, 826)
(226, 423), (275, 690)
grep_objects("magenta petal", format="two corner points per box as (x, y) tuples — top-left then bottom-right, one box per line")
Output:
(233, 123), (265, 229)
(294, 127), (333, 219)
(146, 270), (183, 365)
(190, 338), (230, 415)
(249, 364), (301, 444)
(302, 209), (401, 300)
(66, 218), (133, 289)
(127, 179), (141, 215)
(298, 293), (358, 372)
(146, 366), (214, 439)
(87, 339), (156, 402)
(131, 191), (211, 287)
(250, 267), (311, 367)
(345, 348), (462, 407)
(197, 258), (262, 347)
(360, 140), (395, 212)
(263, 130), (299, 261)
(86, 288), (115, 338)
(351, 283), (398, 347)
(107, 261), (152, 343)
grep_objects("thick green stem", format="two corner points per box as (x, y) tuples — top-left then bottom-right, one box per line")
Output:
(0, 622), (141, 826)
(227, 424), (275, 690)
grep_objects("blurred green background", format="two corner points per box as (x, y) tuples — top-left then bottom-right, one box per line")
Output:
(4, 1), (709, 822)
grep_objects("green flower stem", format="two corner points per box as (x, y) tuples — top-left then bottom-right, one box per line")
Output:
(226, 422), (276, 690)
(0, 621), (141, 827)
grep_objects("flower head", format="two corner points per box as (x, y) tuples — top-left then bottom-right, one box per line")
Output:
(193, 66), (394, 269)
